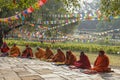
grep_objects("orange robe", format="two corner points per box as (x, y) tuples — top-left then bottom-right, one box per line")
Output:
(35, 48), (45, 59)
(10, 46), (21, 57)
(44, 49), (54, 59)
(91, 55), (110, 72)
(21, 47), (33, 58)
(52, 51), (65, 62)
(65, 53), (77, 65)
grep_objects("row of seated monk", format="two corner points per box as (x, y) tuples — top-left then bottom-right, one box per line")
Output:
(0, 42), (111, 73)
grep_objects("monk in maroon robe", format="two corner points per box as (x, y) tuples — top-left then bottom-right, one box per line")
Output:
(0, 42), (10, 57)
(70, 51), (91, 69)
(21, 45), (33, 58)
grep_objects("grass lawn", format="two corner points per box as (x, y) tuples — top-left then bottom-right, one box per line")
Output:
(17, 46), (120, 68)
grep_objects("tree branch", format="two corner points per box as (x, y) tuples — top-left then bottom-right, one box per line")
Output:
(5, 23), (24, 34)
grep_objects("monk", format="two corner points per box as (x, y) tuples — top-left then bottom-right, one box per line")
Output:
(35, 47), (45, 59)
(0, 42), (10, 57)
(70, 51), (91, 69)
(10, 44), (21, 57)
(65, 50), (77, 65)
(21, 45), (33, 58)
(52, 48), (65, 62)
(91, 50), (110, 72)
(44, 47), (54, 59)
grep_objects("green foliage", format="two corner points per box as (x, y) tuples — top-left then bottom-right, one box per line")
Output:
(59, 0), (80, 12)
(0, 0), (36, 11)
(100, 0), (120, 17)
(0, 0), (80, 35)
(0, 0), (80, 17)
(6, 39), (120, 54)
(0, 0), (37, 18)
(38, 0), (80, 37)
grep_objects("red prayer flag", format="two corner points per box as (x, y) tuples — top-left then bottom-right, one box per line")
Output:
(27, 6), (34, 13)
(41, 0), (47, 3)
(38, 0), (47, 7)
(38, 0), (44, 7)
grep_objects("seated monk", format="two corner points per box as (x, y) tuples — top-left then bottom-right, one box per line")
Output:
(35, 47), (45, 59)
(10, 44), (21, 57)
(0, 42), (10, 57)
(52, 48), (65, 62)
(44, 47), (54, 59)
(21, 45), (33, 58)
(70, 51), (91, 69)
(65, 50), (77, 65)
(91, 50), (110, 72)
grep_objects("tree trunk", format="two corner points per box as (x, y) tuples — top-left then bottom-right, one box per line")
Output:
(0, 28), (3, 47)
(0, 23), (23, 47)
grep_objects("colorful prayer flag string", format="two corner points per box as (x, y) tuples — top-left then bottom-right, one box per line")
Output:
(0, 0), (47, 23)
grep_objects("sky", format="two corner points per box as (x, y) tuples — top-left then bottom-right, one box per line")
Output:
(82, 0), (94, 3)
(66, 0), (100, 13)
(79, 0), (100, 13)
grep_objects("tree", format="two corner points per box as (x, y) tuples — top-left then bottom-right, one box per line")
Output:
(37, 0), (80, 38)
(0, 0), (37, 46)
(0, 0), (80, 46)
(100, 0), (120, 17)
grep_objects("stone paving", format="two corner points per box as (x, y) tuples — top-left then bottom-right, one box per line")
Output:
(0, 57), (120, 80)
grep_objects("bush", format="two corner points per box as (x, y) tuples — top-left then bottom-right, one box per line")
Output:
(6, 39), (120, 54)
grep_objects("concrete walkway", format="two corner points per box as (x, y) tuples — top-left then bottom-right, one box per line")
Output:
(0, 57), (120, 80)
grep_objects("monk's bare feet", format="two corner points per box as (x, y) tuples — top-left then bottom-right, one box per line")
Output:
(69, 66), (78, 69)
(47, 59), (53, 62)
(84, 70), (97, 74)
(46, 59), (52, 62)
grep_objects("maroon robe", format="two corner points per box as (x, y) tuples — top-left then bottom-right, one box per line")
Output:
(74, 54), (91, 69)
(21, 47), (33, 58)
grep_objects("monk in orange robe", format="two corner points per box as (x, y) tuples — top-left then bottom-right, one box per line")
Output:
(70, 51), (91, 69)
(0, 42), (10, 57)
(91, 50), (110, 72)
(52, 48), (65, 62)
(35, 47), (45, 59)
(65, 50), (77, 65)
(21, 45), (33, 58)
(44, 47), (54, 59)
(10, 44), (21, 57)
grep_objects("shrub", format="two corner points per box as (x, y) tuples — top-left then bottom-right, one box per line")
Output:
(6, 39), (120, 54)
